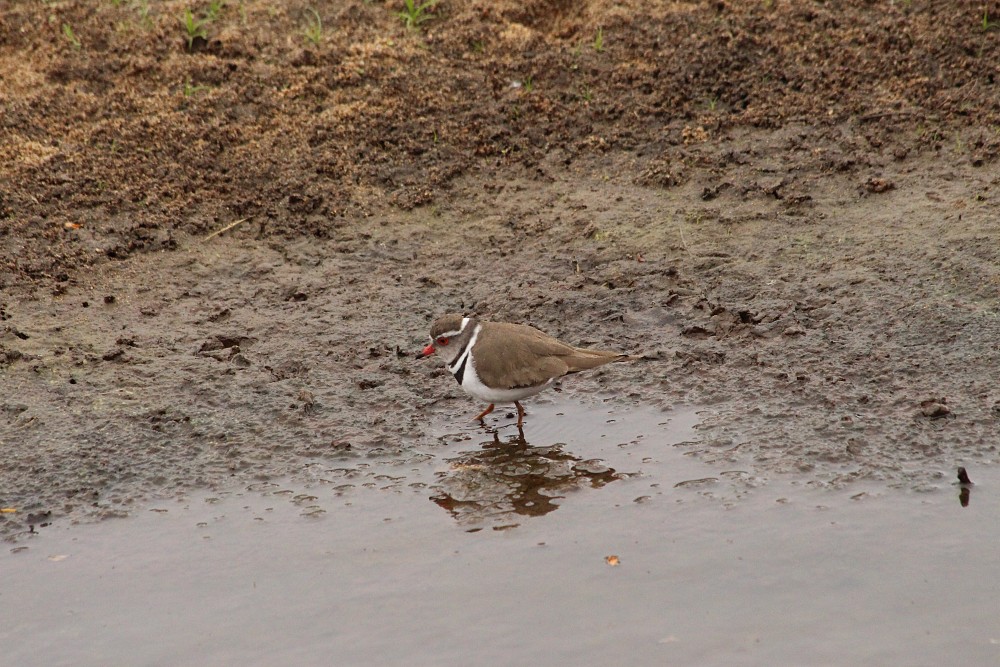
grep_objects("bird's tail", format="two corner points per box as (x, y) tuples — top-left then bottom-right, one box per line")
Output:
(564, 348), (634, 372)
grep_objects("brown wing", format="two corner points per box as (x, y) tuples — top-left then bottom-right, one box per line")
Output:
(473, 322), (623, 389)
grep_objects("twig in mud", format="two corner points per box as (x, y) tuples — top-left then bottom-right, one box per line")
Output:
(203, 218), (249, 241)
(678, 226), (696, 256)
(858, 110), (917, 123)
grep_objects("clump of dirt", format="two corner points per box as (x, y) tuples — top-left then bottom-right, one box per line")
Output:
(2, 1), (999, 536)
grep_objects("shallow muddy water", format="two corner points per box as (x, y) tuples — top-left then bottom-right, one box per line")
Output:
(3, 402), (998, 666)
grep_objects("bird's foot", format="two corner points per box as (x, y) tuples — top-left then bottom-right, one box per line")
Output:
(473, 403), (495, 422)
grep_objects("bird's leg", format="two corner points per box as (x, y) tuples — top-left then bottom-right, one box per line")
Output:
(473, 403), (495, 422)
(515, 401), (526, 427)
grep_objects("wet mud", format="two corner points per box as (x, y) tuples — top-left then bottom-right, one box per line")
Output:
(2, 1), (1000, 535)
(3, 158), (999, 537)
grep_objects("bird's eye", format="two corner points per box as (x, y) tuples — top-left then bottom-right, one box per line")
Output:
(436, 336), (449, 346)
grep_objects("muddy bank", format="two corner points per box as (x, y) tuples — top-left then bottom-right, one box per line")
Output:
(3, 1), (999, 283)
(3, 145), (999, 535)
(2, 1), (1000, 534)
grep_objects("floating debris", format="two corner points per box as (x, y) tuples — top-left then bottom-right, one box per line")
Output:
(674, 477), (718, 488)
(957, 467), (973, 507)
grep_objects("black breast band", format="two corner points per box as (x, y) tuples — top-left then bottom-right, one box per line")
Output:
(452, 356), (468, 385)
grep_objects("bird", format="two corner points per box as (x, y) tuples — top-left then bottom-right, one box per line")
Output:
(416, 313), (631, 426)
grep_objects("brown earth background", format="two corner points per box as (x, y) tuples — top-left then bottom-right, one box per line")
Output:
(1, 0), (999, 534)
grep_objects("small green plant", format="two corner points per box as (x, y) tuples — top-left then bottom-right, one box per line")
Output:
(205, 0), (225, 21)
(399, 0), (438, 30)
(181, 8), (208, 49)
(523, 75), (533, 92)
(983, 9), (999, 31)
(115, 0), (153, 29)
(62, 23), (81, 49)
(579, 84), (593, 102)
(303, 8), (323, 46)
(593, 27), (604, 53)
(707, 95), (719, 112)
(134, 0), (152, 24)
(183, 81), (210, 96)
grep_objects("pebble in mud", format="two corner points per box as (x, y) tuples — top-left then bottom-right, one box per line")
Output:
(864, 177), (895, 194)
(919, 399), (951, 419)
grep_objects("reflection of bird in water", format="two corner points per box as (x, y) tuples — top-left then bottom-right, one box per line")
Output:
(430, 426), (623, 529)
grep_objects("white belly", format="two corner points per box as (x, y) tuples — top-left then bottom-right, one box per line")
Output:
(461, 362), (554, 403)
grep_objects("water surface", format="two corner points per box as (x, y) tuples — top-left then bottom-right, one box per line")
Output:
(3, 402), (997, 666)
